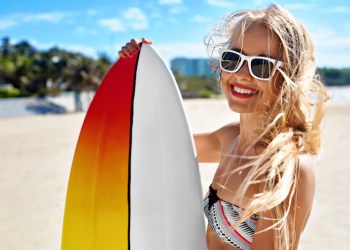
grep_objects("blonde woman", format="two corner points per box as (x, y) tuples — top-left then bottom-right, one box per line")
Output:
(118, 4), (328, 250)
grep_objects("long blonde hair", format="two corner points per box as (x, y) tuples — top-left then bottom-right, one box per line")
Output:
(205, 4), (329, 249)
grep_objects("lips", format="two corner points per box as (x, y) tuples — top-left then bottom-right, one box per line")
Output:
(230, 84), (258, 98)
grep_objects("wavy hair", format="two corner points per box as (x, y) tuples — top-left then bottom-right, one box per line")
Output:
(205, 4), (329, 249)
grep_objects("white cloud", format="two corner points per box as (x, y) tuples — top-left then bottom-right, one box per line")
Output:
(63, 44), (98, 58)
(311, 28), (350, 47)
(169, 6), (188, 14)
(325, 6), (350, 13)
(156, 42), (208, 65)
(98, 18), (126, 32)
(123, 7), (148, 30)
(0, 19), (17, 30)
(311, 28), (350, 67)
(87, 9), (98, 16)
(254, 0), (272, 6)
(28, 39), (55, 50)
(158, 0), (182, 4)
(193, 15), (211, 23)
(315, 47), (350, 68)
(283, 3), (314, 10)
(167, 17), (179, 24)
(75, 26), (97, 36)
(152, 12), (162, 18)
(0, 11), (73, 30)
(98, 8), (148, 32)
(316, 36), (350, 47)
(206, 0), (235, 8)
(21, 12), (70, 23)
(29, 39), (98, 58)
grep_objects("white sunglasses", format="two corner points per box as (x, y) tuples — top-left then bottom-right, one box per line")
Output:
(219, 48), (284, 81)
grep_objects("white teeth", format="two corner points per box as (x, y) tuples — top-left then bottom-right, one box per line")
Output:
(233, 86), (256, 95)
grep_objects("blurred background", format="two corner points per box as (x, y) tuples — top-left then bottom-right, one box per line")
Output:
(1, 0), (350, 112)
(0, 0), (349, 249)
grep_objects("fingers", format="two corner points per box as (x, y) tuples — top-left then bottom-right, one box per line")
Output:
(118, 38), (153, 58)
(142, 37), (153, 44)
(118, 39), (139, 58)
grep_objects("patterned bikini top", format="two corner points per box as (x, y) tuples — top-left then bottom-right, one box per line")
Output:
(203, 186), (259, 250)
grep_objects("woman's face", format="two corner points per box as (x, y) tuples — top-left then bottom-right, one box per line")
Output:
(220, 23), (283, 114)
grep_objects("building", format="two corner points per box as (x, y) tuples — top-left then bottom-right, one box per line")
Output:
(170, 58), (215, 78)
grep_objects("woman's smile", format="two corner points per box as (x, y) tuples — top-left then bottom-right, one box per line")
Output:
(230, 83), (258, 99)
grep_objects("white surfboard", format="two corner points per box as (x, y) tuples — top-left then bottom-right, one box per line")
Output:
(130, 44), (206, 249)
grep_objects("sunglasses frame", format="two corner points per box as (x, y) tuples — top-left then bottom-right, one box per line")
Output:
(219, 48), (284, 81)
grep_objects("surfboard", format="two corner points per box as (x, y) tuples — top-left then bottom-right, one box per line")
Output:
(61, 44), (206, 250)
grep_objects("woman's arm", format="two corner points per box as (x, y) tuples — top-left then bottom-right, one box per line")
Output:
(250, 155), (315, 250)
(292, 155), (316, 245)
(194, 122), (239, 163)
(194, 132), (221, 163)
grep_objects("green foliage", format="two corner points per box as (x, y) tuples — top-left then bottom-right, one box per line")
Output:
(174, 72), (220, 98)
(199, 89), (213, 98)
(0, 37), (112, 98)
(0, 86), (20, 98)
(317, 68), (350, 86)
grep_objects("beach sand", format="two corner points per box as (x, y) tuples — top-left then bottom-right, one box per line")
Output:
(0, 99), (348, 249)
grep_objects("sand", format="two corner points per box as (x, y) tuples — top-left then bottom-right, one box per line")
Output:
(0, 99), (348, 249)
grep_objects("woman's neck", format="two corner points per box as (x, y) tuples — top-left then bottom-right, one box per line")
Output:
(237, 113), (265, 154)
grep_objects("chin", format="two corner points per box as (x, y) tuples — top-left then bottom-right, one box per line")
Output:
(227, 100), (249, 113)
(226, 99), (265, 114)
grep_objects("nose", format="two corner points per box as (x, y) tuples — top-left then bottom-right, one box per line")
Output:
(235, 60), (253, 81)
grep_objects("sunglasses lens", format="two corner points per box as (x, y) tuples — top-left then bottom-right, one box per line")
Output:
(221, 51), (241, 72)
(251, 58), (273, 79)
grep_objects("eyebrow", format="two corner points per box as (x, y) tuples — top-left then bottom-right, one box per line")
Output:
(229, 47), (276, 60)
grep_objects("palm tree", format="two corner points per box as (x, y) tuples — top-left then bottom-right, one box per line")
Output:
(64, 54), (97, 111)
(1, 37), (12, 58)
(0, 37), (112, 99)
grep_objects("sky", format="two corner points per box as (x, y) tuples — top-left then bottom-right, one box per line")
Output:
(0, 0), (349, 67)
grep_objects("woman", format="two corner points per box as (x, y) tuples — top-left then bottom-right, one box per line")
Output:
(118, 4), (328, 250)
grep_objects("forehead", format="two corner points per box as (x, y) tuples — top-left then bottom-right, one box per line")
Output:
(230, 23), (281, 59)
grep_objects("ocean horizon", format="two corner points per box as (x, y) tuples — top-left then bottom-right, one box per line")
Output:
(326, 86), (350, 102)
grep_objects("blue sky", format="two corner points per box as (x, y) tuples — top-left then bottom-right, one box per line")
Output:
(1, 0), (349, 67)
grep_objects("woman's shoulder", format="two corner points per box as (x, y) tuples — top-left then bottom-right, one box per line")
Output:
(294, 154), (316, 232)
(295, 154), (315, 203)
(297, 154), (315, 187)
(216, 121), (240, 139)
(215, 121), (240, 150)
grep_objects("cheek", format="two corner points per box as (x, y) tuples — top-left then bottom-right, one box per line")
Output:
(270, 75), (283, 99)
(258, 80), (280, 105)
(219, 72), (231, 90)
(220, 71), (230, 83)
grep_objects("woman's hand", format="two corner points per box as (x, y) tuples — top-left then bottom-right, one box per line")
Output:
(118, 38), (153, 58)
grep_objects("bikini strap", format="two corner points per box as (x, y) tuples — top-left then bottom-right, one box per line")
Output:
(208, 185), (219, 210)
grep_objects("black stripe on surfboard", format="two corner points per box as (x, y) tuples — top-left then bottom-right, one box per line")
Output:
(127, 42), (142, 250)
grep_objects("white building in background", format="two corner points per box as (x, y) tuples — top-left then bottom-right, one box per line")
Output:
(170, 58), (215, 77)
